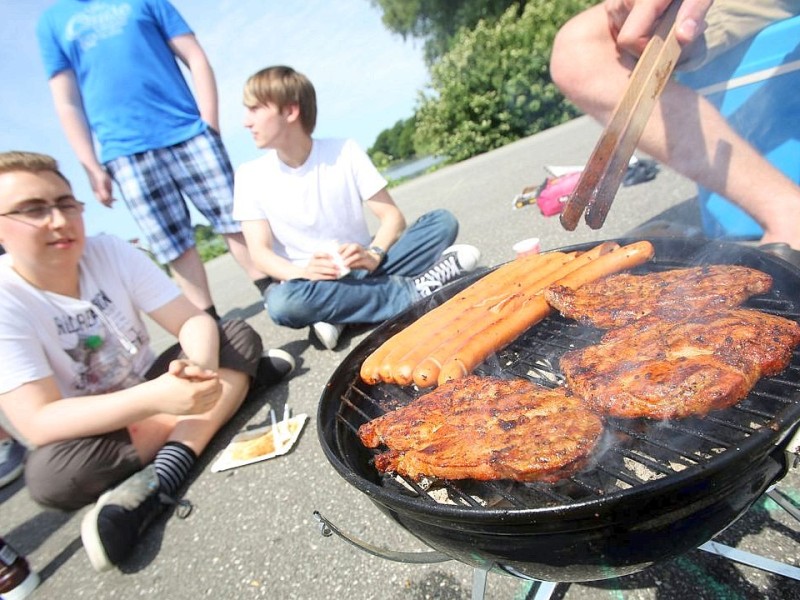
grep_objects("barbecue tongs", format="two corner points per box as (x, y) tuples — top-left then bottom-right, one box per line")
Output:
(560, 0), (683, 230)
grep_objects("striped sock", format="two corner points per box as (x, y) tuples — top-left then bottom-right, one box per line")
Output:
(152, 441), (197, 497)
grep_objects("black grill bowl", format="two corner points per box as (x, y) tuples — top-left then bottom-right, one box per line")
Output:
(317, 238), (800, 582)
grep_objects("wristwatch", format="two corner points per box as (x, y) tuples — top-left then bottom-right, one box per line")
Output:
(368, 245), (386, 265)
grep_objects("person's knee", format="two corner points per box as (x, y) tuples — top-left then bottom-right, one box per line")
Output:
(550, 10), (598, 99)
(425, 209), (459, 239)
(218, 318), (263, 378)
(550, 22), (581, 95)
(266, 284), (315, 328)
(434, 208), (458, 229)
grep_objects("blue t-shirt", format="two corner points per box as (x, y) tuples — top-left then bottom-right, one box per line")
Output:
(37, 0), (206, 162)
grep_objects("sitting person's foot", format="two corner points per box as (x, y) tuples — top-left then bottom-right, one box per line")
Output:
(256, 348), (296, 385)
(0, 438), (26, 488)
(80, 465), (187, 572)
(413, 244), (481, 298)
(312, 322), (345, 350)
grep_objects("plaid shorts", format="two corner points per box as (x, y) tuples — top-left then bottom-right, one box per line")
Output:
(106, 128), (241, 264)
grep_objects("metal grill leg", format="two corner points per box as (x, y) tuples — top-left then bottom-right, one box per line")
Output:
(470, 569), (558, 600)
(527, 580), (558, 600)
(699, 541), (800, 580)
(698, 485), (800, 580)
(767, 487), (800, 523)
(472, 568), (488, 600)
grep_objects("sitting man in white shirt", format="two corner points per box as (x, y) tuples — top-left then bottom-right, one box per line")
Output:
(233, 65), (480, 350)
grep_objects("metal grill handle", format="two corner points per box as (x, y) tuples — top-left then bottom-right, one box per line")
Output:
(312, 511), (452, 565)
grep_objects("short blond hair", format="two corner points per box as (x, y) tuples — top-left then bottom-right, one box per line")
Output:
(0, 151), (69, 184)
(243, 66), (317, 135)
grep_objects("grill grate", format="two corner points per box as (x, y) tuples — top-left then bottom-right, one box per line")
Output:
(328, 244), (800, 513)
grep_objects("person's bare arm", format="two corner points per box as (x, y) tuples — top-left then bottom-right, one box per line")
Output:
(148, 295), (221, 370)
(339, 187), (406, 272)
(48, 70), (115, 206)
(0, 369), (221, 448)
(364, 188), (406, 252)
(169, 33), (219, 131)
(605, 0), (714, 55)
(0, 295), (229, 447)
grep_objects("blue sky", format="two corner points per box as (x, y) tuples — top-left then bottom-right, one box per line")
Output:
(0, 0), (428, 242)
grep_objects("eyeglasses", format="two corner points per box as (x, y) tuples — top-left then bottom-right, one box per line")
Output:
(0, 199), (85, 225)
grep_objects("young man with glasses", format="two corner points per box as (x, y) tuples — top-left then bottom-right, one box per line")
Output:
(0, 151), (293, 572)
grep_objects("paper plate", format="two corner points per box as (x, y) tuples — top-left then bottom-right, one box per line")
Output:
(211, 414), (308, 472)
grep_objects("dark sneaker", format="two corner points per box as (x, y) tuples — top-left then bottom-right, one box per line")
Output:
(413, 244), (481, 298)
(312, 322), (345, 350)
(80, 465), (190, 572)
(256, 348), (296, 386)
(0, 439), (25, 488)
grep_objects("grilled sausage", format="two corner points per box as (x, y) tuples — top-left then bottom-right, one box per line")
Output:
(437, 241), (654, 385)
(360, 252), (570, 384)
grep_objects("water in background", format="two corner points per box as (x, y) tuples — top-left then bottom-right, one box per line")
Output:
(382, 155), (445, 180)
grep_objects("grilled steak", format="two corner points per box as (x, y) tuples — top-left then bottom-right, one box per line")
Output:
(545, 265), (772, 329)
(561, 307), (800, 419)
(358, 376), (604, 482)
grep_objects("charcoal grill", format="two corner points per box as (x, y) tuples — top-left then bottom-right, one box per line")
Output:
(316, 238), (800, 593)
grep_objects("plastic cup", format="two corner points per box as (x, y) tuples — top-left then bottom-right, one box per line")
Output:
(319, 241), (351, 278)
(512, 237), (541, 257)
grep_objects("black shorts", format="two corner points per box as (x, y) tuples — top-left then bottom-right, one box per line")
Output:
(25, 319), (262, 510)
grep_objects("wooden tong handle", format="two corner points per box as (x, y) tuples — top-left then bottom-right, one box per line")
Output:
(560, 0), (683, 231)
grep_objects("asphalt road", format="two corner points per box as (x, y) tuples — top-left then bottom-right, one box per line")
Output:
(3, 116), (799, 600)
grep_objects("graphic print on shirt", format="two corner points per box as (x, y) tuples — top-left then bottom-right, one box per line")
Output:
(59, 290), (144, 394)
(65, 2), (132, 51)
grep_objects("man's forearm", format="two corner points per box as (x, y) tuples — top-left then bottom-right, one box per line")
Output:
(52, 95), (102, 171)
(370, 212), (406, 253)
(48, 72), (105, 176)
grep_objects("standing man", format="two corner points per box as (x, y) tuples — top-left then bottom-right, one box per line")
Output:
(37, 0), (269, 319)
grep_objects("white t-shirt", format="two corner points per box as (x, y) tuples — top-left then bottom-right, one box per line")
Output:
(233, 138), (387, 265)
(0, 235), (179, 402)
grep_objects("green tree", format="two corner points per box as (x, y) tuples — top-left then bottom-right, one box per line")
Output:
(368, 116), (418, 163)
(413, 0), (592, 163)
(194, 224), (228, 262)
(370, 0), (525, 65)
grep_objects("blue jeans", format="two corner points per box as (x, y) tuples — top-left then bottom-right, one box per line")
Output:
(266, 209), (458, 327)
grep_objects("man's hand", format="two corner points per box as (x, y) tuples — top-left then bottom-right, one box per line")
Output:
(302, 252), (343, 280)
(339, 242), (383, 272)
(150, 359), (222, 415)
(605, 0), (713, 55)
(86, 164), (117, 207)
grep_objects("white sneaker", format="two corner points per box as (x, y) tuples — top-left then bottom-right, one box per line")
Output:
(413, 244), (481, 298)
(312, 322), (345, 350)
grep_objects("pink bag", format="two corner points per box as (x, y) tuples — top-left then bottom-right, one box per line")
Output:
(512, 171), (582, 216)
